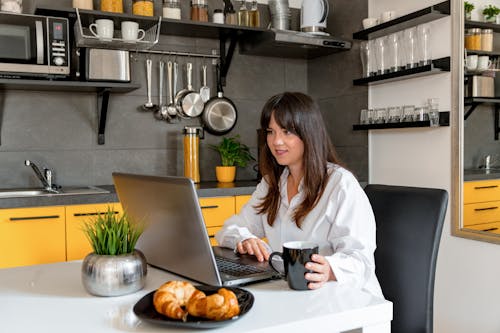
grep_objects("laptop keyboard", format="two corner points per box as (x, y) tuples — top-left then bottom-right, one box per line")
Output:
(215, 256), (268, 277)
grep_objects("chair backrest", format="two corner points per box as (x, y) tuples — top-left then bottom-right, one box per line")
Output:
(364, 184), (448, 333)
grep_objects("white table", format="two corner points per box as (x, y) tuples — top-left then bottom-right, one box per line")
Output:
(0, 261), (392, 333)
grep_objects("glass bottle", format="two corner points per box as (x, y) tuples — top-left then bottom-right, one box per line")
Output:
(237, 0), (249, 26)
(247, 0), (260, 27)
(163, 0), (181, 20)
(132, 0), (154, 16)
(223, 0), (237, 25)
(101, 0), (123, 13)
(183, 126), (203, 183)
(191, 0), (209, 22)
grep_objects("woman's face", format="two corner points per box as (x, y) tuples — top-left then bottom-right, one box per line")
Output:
(266, 113), (304, 171)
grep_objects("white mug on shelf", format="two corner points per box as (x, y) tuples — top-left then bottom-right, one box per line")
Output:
(466, 54), (478, 70)
(121, 21), (146, 42)
(362, 17), (378, 29)
(89, 19), (114, 40)
(477, 55), (492, 71)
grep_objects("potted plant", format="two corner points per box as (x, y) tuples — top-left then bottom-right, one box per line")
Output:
(464, 1), (474, 20)
(81, 207), (147, 297)
(482, 4), (500, 23)
(210, 135), (255, 183)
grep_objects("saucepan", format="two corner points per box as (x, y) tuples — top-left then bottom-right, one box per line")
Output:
(201, 64), (237, 135)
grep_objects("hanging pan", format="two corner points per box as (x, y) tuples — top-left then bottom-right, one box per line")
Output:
(202, 64), (237, 135)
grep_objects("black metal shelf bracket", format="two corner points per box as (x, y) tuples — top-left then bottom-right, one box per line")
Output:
(465, 102), (480, 120)
(97, 88), (111, 145)
(219, 32), (238, 87)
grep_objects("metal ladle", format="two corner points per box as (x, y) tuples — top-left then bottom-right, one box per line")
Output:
(166, 61), (178, 119)
(142, 58), (158, 112)
(154, 60), (169, 120)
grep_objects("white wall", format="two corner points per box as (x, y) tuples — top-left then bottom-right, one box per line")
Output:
(369, 0), (500, 332)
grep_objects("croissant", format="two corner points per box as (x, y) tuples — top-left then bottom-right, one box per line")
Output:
(186, 287), (240, 321)
(153, 281), (197, 321)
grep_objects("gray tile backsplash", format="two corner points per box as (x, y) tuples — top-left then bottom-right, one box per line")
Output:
(0, 0), (368, 187)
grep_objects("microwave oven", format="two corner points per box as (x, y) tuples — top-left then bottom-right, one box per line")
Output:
(0, 12), (70, 78)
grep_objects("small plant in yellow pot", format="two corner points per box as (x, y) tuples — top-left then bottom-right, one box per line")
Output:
(81, 208), (147, 297)
(210, 135), (255, 183)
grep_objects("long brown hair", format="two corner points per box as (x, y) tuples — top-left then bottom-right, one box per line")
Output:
(256, 92), (343, 227)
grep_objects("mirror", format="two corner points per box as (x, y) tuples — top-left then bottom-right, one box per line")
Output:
(454, 0), (500, 244)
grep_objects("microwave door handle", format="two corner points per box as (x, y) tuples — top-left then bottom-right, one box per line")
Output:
(35, 20), (44, 64)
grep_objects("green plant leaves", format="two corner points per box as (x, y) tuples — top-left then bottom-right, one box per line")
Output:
(209, 135), (255, 167)
(81, 207), (144, 255)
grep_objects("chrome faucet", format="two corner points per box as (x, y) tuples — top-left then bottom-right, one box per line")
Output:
(484, 155), (492, 171)
(24, 160), (59, 193)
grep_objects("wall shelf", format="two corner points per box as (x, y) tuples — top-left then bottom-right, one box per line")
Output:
(465, 19), (500, 33)
(465, 49), (500, 56)
(353, 57), (450, 86)
(0, 79), (139, 146)
(352, 112), (449, 130)
(352, 0), (450, 40)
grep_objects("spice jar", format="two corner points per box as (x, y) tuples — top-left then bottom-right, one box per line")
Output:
(100, 0), (123, 13)
(247, 0), (260, 27)
(163, 0), (181, 19)
(481, 28), (493, 52)
(191, 0), (209, 22)
(465, 28), (481, 50)
(133, 0), (154, 16)
(213, 9), (224, 24)
(183, 126), (204, 183)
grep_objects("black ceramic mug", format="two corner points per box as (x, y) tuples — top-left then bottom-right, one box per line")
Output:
(269, 241), (319, 290)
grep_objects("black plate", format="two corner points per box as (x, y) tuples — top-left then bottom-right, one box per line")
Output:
(133, 285), (254, 329)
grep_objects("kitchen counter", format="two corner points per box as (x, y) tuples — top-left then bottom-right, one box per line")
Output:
(0, 261), (392, 333)
(464, 169), (500, 181)
(0, 180), (259, 209)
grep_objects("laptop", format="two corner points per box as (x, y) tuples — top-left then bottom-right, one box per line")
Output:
(112, 172), (279, 286)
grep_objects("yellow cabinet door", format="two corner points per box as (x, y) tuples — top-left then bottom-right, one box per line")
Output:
(0, 206), (66, 268)
(199, 197), (235, 246)
(464, 180), (500, 204)
(463, 201), (500, 226)
(65, 203), (123, 261)
(235, 195), (252, 214)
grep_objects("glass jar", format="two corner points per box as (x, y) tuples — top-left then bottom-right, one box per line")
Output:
(163, 0), (181, 19)
(213, 9), (224, 24)
(72, 0), (93, 10)
(247, 0), (260, 27)
(183, 126), (203, 183)
(191, 0), (208, 22)
(1, 0), (22, 13)
(237, 0), (249, 26)
(100, 0), (123, 13)
(465, 28), (481, 50)
(133, 0), (154, 16)
(481, 29), (493, 52)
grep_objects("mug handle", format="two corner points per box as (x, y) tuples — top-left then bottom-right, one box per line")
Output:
(137, 29), (146, 41)
(89, 23), (99, 38)
(268, 251), (285, 277)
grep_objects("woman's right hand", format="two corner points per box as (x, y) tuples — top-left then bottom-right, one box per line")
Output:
(236, 238), (271, 262)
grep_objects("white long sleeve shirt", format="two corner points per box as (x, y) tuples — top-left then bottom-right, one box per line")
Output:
(215, 163), (383, 298)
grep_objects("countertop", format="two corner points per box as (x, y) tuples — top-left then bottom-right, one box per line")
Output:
(0, 180), (259, 209)
(0, 261), (392, 333)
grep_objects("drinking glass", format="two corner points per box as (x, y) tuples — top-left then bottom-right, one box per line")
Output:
(428, 98), (439, 127)
(360, 41), (372, 78)
(360, 109), (369, 124)
(417, 24), (432, 66)
(387, 33), (402, 72)
(402, 105), (415, 122)
(368, 39), (378, 76)
(374, 107), (388, 123)
(375, 37), (388, 75)
(388, 106), (401, 123)
(367, 109), (375, 124)
(404, 27), (418, 69)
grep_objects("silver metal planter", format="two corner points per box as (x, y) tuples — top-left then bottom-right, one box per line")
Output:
(81, 249), (147, 297)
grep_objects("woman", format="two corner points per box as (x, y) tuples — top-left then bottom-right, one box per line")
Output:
(215, 92), (382, 297)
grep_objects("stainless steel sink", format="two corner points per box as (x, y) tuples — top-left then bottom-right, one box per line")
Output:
(0, 186), (110, 199)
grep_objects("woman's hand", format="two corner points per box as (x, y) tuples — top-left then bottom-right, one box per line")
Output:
(305, 254), (336, 290)
(236, 238), (270, 262)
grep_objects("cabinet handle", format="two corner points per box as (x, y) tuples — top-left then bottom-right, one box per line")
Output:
(474, 185), (499, 189)
(74, 212), (119, 217)
(9, 215), (60, 221)
(474, 206), (498, 211)
(201, 205), (219, 209)
(482, 227), (498, 232)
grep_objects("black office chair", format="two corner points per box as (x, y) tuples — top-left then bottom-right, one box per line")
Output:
(364, 184), (448, 333)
